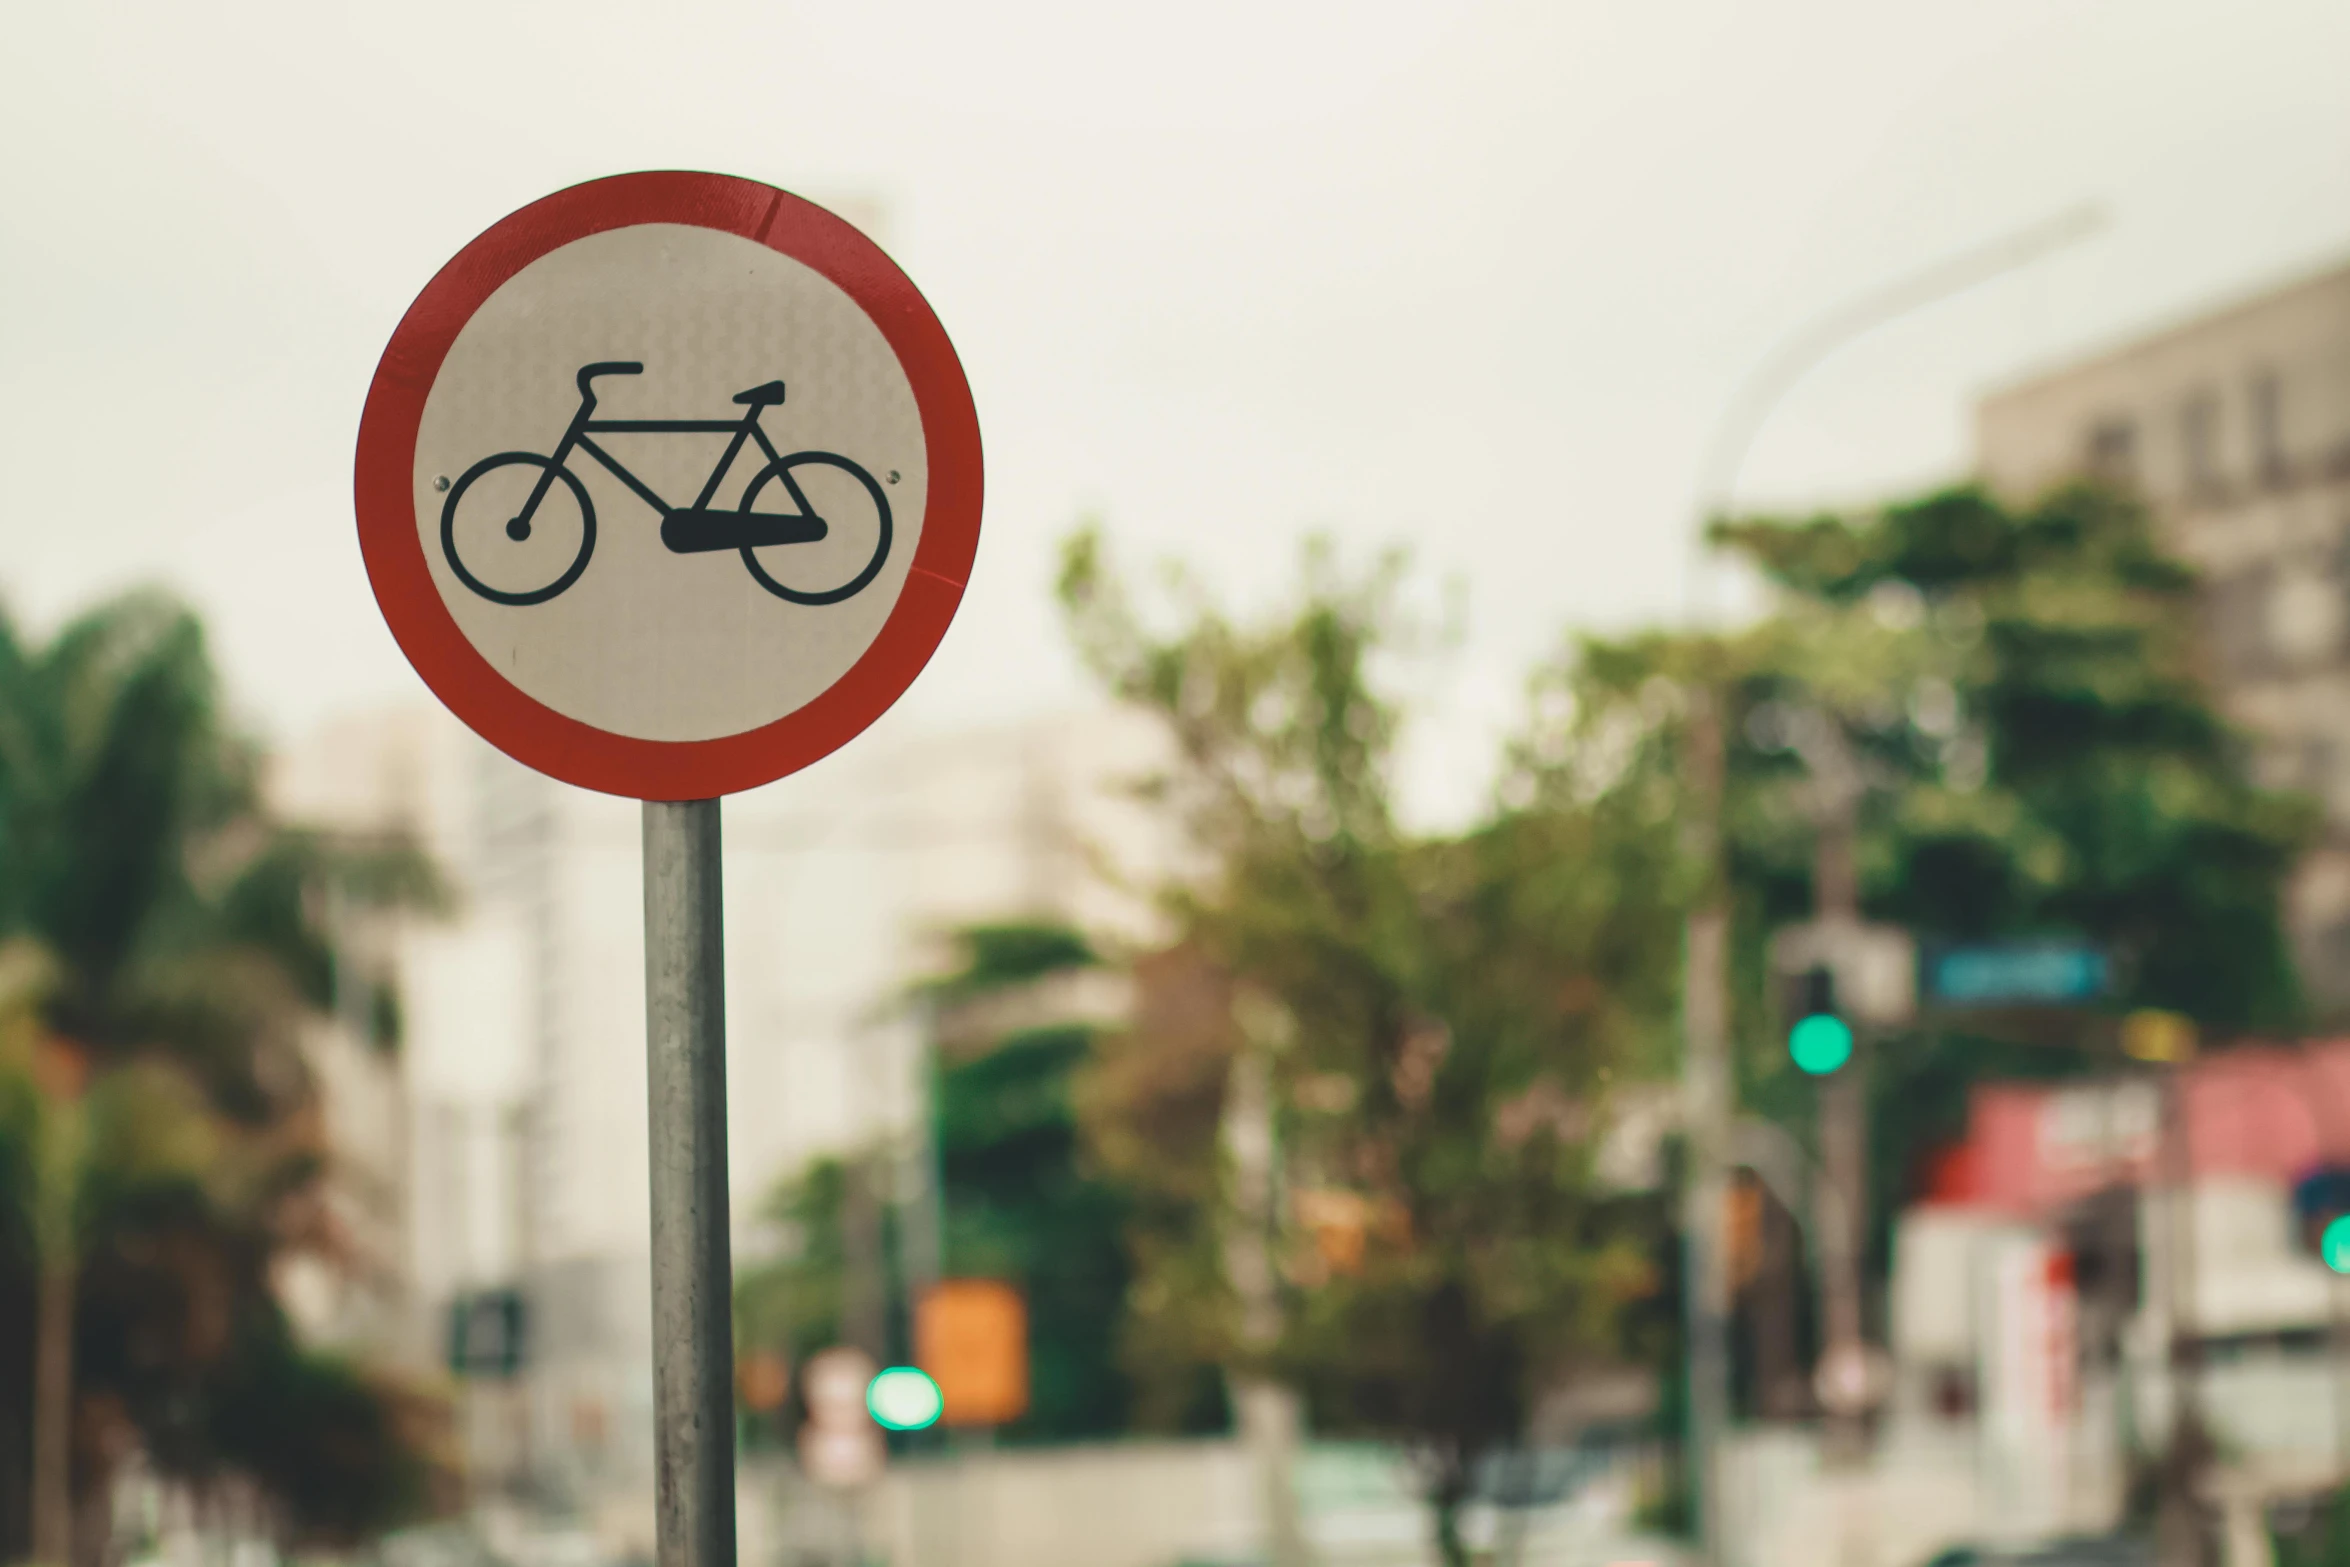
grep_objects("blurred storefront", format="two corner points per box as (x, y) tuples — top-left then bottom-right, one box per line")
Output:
(1879, 1042), (2350, 1553)
(1705, 1044), (2350, 1567)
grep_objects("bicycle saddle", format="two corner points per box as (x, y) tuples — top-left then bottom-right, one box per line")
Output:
(733, 380), (788, 406)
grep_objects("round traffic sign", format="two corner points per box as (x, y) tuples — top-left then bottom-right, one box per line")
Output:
(356, 171), (982, 799)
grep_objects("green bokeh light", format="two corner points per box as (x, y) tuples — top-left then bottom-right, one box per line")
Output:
(867, 1366), (943, 1431)
(2323, 1215), (2350, 1276)
(1789, 1014), (1854, 1076)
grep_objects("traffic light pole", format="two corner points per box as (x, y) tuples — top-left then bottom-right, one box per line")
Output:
(1677, 202), (2099, 1554)
(1801, 720), (1874, 1464)
(1813, 1058), (1870, 1456)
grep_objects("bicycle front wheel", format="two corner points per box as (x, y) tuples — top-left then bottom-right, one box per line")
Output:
(442, 453), (596, 606)
(736, 453), (892, 606)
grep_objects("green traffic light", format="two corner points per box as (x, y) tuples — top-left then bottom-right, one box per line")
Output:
(2324, 1215), (2350, 1276)
(1789, 1014), (1854, 1076)
(867, 1366), (943, 1431)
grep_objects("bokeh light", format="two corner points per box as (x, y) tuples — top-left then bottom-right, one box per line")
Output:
(2323, 1215), (2350, 1275)
(867, 1366), (944, 1431)
(1789, 1014), (1855, 1076)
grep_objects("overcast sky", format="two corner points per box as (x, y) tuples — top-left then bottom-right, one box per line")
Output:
(5, 0), (2348, 822)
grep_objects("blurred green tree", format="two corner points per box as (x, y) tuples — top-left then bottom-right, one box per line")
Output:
(0, 591), (453, 1561)
(2274, 1485), (2350, 1567)
(734, 1154), (865, 1391)
(734, 922), (1140, 1443)
(925, 924), (1135, 1440)
(1529, 480), (2314, 1266)
(1058, 531), (1686, 1567)
(1711, 480), (2308, 1024)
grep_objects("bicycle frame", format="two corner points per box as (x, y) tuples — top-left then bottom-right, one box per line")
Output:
(441, 359), (889, 609)
(515, 362), (786, 528)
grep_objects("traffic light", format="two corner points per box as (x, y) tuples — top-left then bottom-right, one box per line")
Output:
(1767, 920), (1910, 1074)
(2295, 1169), (2350, 1273)
(1785, 965), (1854, 1076)
(867, 1366), (944, 1431)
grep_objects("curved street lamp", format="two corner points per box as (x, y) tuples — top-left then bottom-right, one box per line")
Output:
(1678, 200), (2110, 1566)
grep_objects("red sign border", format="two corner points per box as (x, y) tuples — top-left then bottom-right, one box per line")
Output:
(355, 171), (982, 800)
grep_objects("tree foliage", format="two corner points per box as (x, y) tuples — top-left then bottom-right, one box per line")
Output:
(1060, 480), (2306, 1553)
(1527, 480), (2313, 1257)
(0, 590), (452, 1554)
(1059, 531), (1687, 1565)
(735, 922), (1141, 1444)
(1713, 480), (2308, 1023)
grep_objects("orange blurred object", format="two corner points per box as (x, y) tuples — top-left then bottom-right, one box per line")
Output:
(29, 1036), (88, 1101)
(1726, 1178), (1765, 1289)
(737, 1349), (791, 1413)
(1294, 1188), (1371, 1274)
(916, 1279), (1028, 1428)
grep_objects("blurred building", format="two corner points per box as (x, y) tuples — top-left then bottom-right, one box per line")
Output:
(1977, 258), (2350, 1008)
(1864, 1042), (2350, 1559)
(269, 700), (1173, 1543)
(272, 1011), (413, 1359)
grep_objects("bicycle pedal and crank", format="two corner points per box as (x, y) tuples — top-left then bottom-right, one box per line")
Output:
(441, 359), (890, 608)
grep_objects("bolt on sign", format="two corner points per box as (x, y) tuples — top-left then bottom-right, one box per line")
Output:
(916, 1279), (1029, 1428)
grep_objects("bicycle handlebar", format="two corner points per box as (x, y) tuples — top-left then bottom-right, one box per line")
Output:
(576, 361), (645, 398)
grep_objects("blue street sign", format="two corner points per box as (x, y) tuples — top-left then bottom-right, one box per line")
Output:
(1924, 943), (2107, 1008)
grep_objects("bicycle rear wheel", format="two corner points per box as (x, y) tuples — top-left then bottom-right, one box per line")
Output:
(736, 453), (892, 606)
(442, 453), (596, 606)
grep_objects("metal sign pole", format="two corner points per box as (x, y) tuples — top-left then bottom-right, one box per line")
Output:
(643, 799), (736, 1567)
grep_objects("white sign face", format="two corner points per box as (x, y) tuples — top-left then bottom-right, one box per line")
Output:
(412, 223), (927, 744)
(359, 173), (980, 800)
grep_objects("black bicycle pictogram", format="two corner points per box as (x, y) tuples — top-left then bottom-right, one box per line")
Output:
(439, 361), (893, 607)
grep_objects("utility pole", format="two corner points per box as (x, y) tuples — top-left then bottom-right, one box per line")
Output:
(2156, 1055), (2209, 1567)
(1679, 688), (1733, 1567)
(1674, 198), (2100, 1562)
(895, 997), (947, 1341)
(842, 1155), (887, 1362)
(1800, 718), (1874, 1464)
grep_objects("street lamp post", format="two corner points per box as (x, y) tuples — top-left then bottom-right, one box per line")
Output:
(1677, 202), (2106, 1563)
